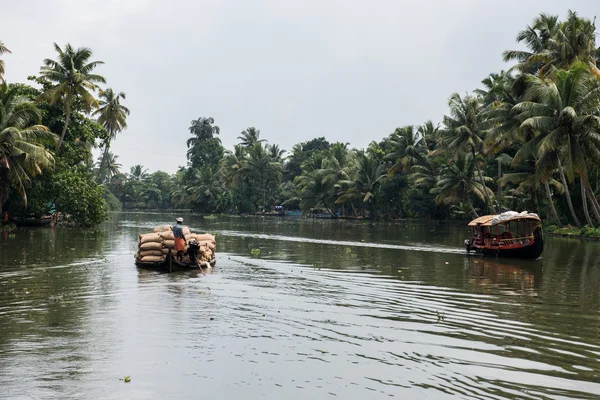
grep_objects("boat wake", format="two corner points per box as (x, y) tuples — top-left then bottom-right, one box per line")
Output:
(215, 230), (467, 255)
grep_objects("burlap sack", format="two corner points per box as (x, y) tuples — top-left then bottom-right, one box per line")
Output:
(163, 240), (175, 249)
(197, 240), (216, 250)
(140, 250), (164, 257)
(140, 255), (165, 263)
(195, 234), (215, 242)
(161, 248), (171, 255)
(153, 225), (172, 233)
(159, 231), (174, 241)
(183, 227), (191, 235)
(140, 241), (163, 251)
(139, 233), (162, 244)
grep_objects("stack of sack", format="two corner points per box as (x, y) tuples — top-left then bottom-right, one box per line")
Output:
(136, 225), (216, 263)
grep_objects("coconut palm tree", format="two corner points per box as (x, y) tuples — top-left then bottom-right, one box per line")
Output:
(295, 168), (336, 217)
(519, 63), (600, 225)
(188, 166), (224, 206)
(385, 126), (426, 175)
(38, 43), (105, 149)
(129, 165), (148, 181)
(267, 143), (285, 161)
(336, 152), (387, 218)
(238, 127), (265, 148)
(94, 89), (129, 182)
(431, 153), (493, 218)
(240, 142), (283, 210)
(417, 121), (439, 152)
(96, 151), (121, 181)
(442, 93), (495, 213)
(0, 84), (56, 208)
(0, 41), (11, 83)
(503, 13), (560, 75)
(504, 11), (600, 79)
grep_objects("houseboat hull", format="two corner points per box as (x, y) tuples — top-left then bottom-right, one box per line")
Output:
(472, 238), (544, 259)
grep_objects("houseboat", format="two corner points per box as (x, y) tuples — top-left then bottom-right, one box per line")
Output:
(465, 211), (544, 259)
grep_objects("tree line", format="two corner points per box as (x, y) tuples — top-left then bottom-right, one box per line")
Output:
(3, 10), (600, 228)
(105, 10), (600, 228)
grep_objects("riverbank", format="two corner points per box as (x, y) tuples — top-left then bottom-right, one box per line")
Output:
(544, 225), (600, 240)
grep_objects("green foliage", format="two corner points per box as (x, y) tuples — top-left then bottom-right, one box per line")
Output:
(102, 186), (122, 211)
(186, 117), (223, 171)
(251, 248), (261, 258)
(51, 169), (107, 226)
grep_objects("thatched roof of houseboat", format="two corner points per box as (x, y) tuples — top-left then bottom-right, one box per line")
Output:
(468, 211), (540, 227)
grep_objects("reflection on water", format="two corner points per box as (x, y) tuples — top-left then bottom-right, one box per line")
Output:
(1, 213), (600, 399)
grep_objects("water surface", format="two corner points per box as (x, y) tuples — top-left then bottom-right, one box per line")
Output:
(1, 214), (599, 399)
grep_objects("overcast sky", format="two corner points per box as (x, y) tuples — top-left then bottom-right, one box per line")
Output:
(3, 0), (597, 174)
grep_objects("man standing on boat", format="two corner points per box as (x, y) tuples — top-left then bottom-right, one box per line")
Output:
(173, 217), (187, 261)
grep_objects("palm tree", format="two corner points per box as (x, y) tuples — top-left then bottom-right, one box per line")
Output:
(504, 11), (600, 79)
(220, 144), (246, 188)
(417, 121), (439, 152)
(0, 41), (11, 83)
(129, 165), (148, 181)
(267, 143), (285, 161)
(431, 153), (493, 218)
(385, 126), (426, 175)
(295, 168), (336, 217)
(38, 43), (106, 149)
(238, 127), (265, 147)
(94, 89), (129, 182)
(336, 152), (387, 218)
(442, 93), (496, 213)
(188, 117), (220, 142)
(96, 152), (121, 181)
(0, 84), (56, 208)
(498, 164), (563, 226)
(240, 142), (283, 210)
(188, 166), (224, 206)
(503, 13), (560, 75)
(519, 63), (600, 225)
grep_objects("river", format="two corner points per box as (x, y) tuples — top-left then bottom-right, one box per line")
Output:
(1, 213), (600, 399)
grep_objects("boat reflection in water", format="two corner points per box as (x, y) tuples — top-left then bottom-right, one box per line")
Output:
(468, 257), (542, 293)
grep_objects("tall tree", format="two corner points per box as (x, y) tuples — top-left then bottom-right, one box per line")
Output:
(442, 93), (496, 213)
(520, 63), (600, 225)
(385, 126), (426, 175)
(431, 153), (493, 218)
(129, 165), (148, 181)
(336, 152), (387, 218)
(186, 117), (223, 170)
(238, 127), (264, 148)
(38, 43), (105, 149)
(0, 84), (56, 208)
(96, 151), (121, 180)
(94, 89), (129, 183)
(504, 11), (600, 79)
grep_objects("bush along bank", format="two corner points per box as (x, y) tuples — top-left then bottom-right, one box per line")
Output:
(545, 225), (600, 239)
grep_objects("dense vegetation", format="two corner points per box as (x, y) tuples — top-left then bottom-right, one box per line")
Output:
(1, 42), (128, 226)
(3, 10), (600, 228)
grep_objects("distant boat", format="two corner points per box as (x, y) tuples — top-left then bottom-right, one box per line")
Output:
(305, 208), (339, 219)
(9, 215), (53, 227)
(253, 210), (286, 217)
(465, 211), (544, 259)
